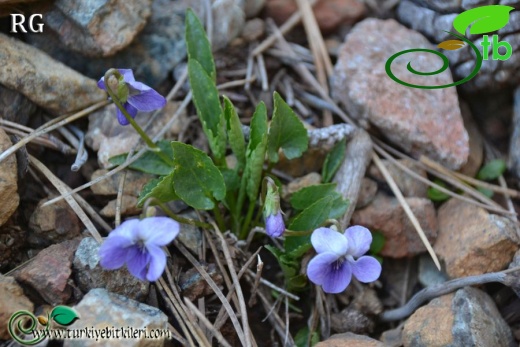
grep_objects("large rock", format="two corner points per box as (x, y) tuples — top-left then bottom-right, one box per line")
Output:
(368, 159), (428, 198)
(28, 196), (82, 247)
(352, 193), (438, 258)
(0, 85), (37, 125)
(39, 0), (152, 57)
(0, 276), (34, 340)
(332, 18), (469, 170)
(90, 169), (154, 197)
(0, 33), (105, 114)
(402, 287), (515, 347)
(65, 288), (168, 347)
(73, 237), (149, 301)
(14, 239), (81, 305)
(434, 198), (519, 278)
(0, 128), (18, 226)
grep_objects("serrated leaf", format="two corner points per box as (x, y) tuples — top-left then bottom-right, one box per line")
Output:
(108, 140), (174, 175)
(265, 245), (298, 278)
(476, 159), (506, 180)
(290, 183), (338, 210)
(287, 274), (308, 291)
(50, 306), (79, 326)
(453, 5), (514, 35)
(243, 102), (268, 201)
(223, 96), (246, 171)
(289, 195), (334, 231)
(137, 174), (179, 207)
(329, 195), (349, 220)
(369, 230), (385, 254)
(437, 39), (465, 50)
(285, 235), (312, 258)
(188, 59), (226, 161)
(267, 92), (308, 163)
(322, 137), (346, 183)
(185, 9), (215, 81)
(170, 142), (226, 210)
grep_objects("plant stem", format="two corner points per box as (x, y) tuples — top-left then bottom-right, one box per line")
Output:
(103, 69), (174, 167)
(239, 201), (256, 239)
(154, 200), (211, 229)
(213, 204), (226, 232)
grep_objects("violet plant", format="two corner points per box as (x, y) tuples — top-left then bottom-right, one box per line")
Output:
(97, 9), (381, 294)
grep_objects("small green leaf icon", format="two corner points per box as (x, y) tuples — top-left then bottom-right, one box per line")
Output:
(437, 39), (465, 50)
(453, 5), (514, 35)
(50, 306), (79, 326)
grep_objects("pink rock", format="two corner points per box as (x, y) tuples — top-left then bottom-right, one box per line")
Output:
(352, 193), (438, 258)
(265, 0), (366, 34)
(332, 18), (469, 170)
(14, 239), (81, 305)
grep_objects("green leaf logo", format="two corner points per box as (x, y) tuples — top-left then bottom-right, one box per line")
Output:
(50, 306), (80, 326)
(453, 5), (514, 35)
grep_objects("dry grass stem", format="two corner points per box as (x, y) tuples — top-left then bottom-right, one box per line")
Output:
(248, 254), (263, 307)
(29, 155), (103, 242)
(183, 298), (233, 347)
(372, 152), (441, 270)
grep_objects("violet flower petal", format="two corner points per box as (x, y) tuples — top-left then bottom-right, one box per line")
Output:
(125, 246), (150, 281)
(138, 217), (180, 246)
(145, 244), (167, 281)
(350, 256), (382, 283)
(322, 260), (352, 294)
(307, 252), (339, 286)
(116, 102), (138, 126)
(97, 78), (106, 90)
(98, 235), (133, 269)
(311, 227), (348, 256)
(266, 212), (285, 237)
(344, 225), (372, 258)
(119, 69), (136, 82)
(127, 88), (167, 112)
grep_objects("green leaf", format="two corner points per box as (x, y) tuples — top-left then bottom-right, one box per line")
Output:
(476, 159), (506, 181)
(478, 186), (494, 198)
(285, 235), (312, 258)
(289, 195), (335, 231)
(50, 306), (79, 326)
(265, 245), (298, 278)
(220, 167), (240, 193)
(137, 174), (179, 207)
(287, 274), (308, 291)
(223, 96), (246, 171)
(322, 137), (347, 183)
(329, 194), (349, 220)
(290, 183), (338, 210)
(170, 142), (226, 210)
(453, 5), (514, 35)
(185, 9), (215, 81)
(243, 102), (268, 201)
(295, 327), (319, 347)
(188, 59), (226, 161)
(108, 140), (174, 176)
(267, 92), (308, 163)
(427, 180), (451, 202)
(369, 230), (385, 254)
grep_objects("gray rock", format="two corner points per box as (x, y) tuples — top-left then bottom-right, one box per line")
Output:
(368, 159), (428, 198)
(0, 128), (18, 227)
(90, 169), (155, 197)
(73, 237), (149, 301)
(0, 33), (105, 115)
(27, 0), (187, 88)
(40, 0), (152, 57)
(403, 287), (515, 347)
(85, 101), (186, 168)
(239, 0), (266, 17)
(65, 288), (168, 347)
(177, 219), (202, 255)
(418, 253), (448, 287)
(0, 85), (37, 125)
(331, 18), (468, 170)
(211, 0), (246, 50)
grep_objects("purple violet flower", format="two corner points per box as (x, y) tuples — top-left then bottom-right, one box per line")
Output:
(99, 217), (179, 281)
(266, 212), (285, 237)
(307, 225), (382, 294)
(97, 69), (166, 126)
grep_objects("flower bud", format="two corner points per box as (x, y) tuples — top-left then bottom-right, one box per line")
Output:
(263, 178), (285, 237)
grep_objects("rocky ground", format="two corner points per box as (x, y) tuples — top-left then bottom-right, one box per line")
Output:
(1, 0), (520, 346)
